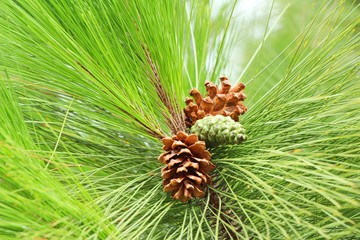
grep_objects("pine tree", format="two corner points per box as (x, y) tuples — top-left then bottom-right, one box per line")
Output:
(0, 0), (359, 239)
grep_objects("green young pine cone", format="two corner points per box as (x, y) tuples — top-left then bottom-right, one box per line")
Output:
(190, 115), (247, 146)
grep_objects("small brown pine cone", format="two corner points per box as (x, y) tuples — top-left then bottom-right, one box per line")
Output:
(184, 76), (247, 126)
(158, 131), (216, 202)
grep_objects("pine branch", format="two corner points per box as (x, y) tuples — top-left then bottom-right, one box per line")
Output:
(76, 61), (165, 139)
(0, 0), (359, 239)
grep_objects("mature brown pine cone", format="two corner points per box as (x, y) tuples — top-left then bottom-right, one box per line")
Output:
(158, 131), (216, 202)
(184, 76), (247, 127)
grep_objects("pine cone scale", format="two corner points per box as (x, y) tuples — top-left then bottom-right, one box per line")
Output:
(176, 166), (188, 173)
(198, 160), (216, 172)
(187, 142), (206, 155)
(172, 140), (187, 148)
(192, 186), (204, 197)
(184, 134), (198, 145)
(178, 148), (192, 155)
(161, 167), (175, 179)
(168, 158), (183, 167)
(184, 180), (194, 190)
(162, 137), (174, 150)
(187, 175), (203, 185)
(230, 82), (245, 92)
(212, 94), (227, 111)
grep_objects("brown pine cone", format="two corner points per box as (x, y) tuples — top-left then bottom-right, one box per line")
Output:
(184, 76), (247, 127)
(158, 131), (216, 202)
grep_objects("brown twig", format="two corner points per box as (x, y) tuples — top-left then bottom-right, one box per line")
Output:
(141, 45), (186, 134)
(207, 172), (243, 239)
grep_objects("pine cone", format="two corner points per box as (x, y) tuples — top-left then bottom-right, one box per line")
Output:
(191, 115), (247, 147)
(184, 76), (247, 127)
(158, 131), (216, 202)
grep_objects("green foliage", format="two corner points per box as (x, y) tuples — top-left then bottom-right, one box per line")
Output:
(0, 0), (359, 239)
